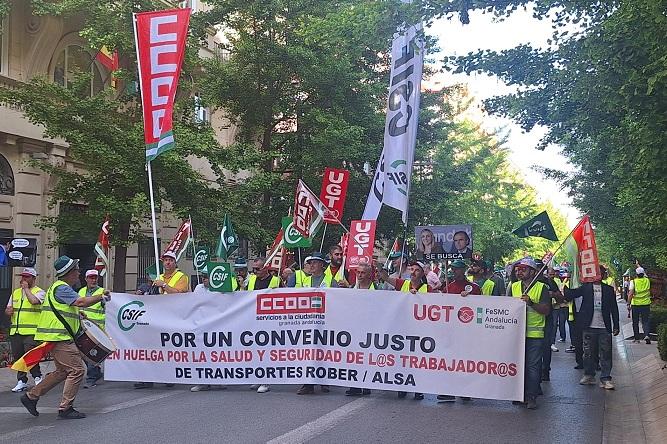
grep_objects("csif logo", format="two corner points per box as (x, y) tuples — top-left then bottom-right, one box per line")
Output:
(118, 300), (147, 331)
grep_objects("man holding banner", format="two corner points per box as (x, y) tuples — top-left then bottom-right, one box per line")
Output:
(154, 252), (189, 294)
(509, 258), (551, 410)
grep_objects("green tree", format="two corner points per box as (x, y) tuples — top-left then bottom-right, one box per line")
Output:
(0, 1), (223, 290)
(440, 0), (667, 268)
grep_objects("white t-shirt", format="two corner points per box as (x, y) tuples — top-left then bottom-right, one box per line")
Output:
(590, 284), (605, 328)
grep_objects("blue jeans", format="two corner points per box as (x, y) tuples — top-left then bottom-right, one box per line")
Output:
(553, 307), (568, 342)
(526, 338), (543, 400)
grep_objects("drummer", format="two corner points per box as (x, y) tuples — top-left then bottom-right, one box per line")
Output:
(20, 255), (110, 420)
(78, 269), (106, 388)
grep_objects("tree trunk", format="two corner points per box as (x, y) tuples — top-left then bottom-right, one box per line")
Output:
(112, 221), (131, 292)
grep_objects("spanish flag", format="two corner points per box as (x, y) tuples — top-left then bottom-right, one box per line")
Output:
(11, 342), (56, 373)
(96, 46), (119, 88)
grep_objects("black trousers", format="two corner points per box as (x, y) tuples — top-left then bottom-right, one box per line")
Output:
(9, 334), (42, 382)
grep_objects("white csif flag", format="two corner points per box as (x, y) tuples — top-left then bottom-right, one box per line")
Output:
(362, 18), (424, 223)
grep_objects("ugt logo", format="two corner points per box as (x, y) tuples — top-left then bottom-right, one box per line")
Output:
(118, 301), (146, 331)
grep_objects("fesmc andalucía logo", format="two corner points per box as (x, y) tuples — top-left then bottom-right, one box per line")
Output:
(118, 300), (147, 331)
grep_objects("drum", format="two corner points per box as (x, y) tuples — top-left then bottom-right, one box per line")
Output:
(75, 319), (117, 365)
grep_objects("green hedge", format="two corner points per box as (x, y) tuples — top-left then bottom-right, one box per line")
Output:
(650, 304), (667, 333)
(658, 324), (667, 362)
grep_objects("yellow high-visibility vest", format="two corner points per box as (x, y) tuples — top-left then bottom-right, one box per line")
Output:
(400, 280), (428, 293)
(78, 286), (105, 330)
(35, 281), (80, 342)
(158, 270), (188, 294)
(511, 281), (546, 339)
(9, 286), (44, 336)
(631, 277), (651, 306)
(247, 275), (280, 291)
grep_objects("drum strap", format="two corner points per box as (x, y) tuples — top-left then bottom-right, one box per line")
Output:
(48, 296), (78, 339)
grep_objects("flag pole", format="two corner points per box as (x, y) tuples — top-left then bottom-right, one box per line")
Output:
(147, 161), (161, 279)
(319, 224), (328, 253)
(189, 214), (200, 283)
(524, 214), (587, 293)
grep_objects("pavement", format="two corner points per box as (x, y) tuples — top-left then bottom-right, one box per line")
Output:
(0, 301), (664, 444)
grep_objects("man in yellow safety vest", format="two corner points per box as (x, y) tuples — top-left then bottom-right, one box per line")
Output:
(510, 258), (551, 410)
(153, 251), (189, 294)
(5, 268), (45, 392)
(78, 269), (105, 388)
(628, 266), (652, 344)
(20, 256), (110, 419)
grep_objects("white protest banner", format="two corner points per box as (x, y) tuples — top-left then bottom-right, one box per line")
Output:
(105, 289), (525, 401)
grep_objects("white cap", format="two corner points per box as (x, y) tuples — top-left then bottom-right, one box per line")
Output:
(20, 267), (37, 277)
(636, 267), (645, 275)
(162, 251), (177, 260)
(85, 269), (99, 278)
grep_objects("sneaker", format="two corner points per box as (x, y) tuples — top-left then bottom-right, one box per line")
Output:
(600, 380), (615, 390)
(345, 388), (363, 396)
(257, 384), (270, 393)
(296, 385), (314, 395)
(414, 393), (424, 400)
(190, 385), (211, 392)
(579, 375), (596, 385)
(20, 394), (39, 416)
(558, 338), (566, 342)
(645, 338), (651, 345)
(550, 344), (559, 352)
(526, 398), (538, 410)
(565, 346), (575, 353)
(11, 380), (28, 393)
(57, 407), (86, 419)
(437, 395), (456, 402)
(249, 384), (260, 390)
(34, 376), (42, 386)
(632, 339), (640, 344)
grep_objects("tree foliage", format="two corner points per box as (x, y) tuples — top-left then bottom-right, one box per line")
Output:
(441, 0), (667, 269)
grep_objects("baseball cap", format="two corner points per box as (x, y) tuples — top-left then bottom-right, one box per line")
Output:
(636, 267), (645, 275)
(450, 259), (467, 269)
(85, 269), (99, 278)
(409, 260), (425, 271)
(233, 257), (248, 269)
(305, 252), (328, 264)
(20, 267), (37, 277)
(516, 258), (538, 270)
(162, 251), (177, 260)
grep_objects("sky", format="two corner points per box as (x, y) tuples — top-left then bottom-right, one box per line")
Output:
(426, 7), (581, 226)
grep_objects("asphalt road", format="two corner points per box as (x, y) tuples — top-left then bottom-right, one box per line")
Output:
(0, 342), (604, 444)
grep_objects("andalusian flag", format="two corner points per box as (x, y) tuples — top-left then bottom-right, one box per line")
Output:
(11, 342), (56, 373)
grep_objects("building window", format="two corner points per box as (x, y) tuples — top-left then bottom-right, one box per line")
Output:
(0, 154), (14, 196)
(53, 45), (105, 95)
(137, 239), (161, 288)
(194, 93), (209, 124)
(180, 0), (199, 11)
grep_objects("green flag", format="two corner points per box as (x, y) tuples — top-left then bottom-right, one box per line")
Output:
(207, 262), (233, 292)
(512, 211), (559, 241)
(282, 216), (313, 249)
(214, 214), (239, 259)
(193, 247), (209, 273)
(145, 261), (163, 280)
